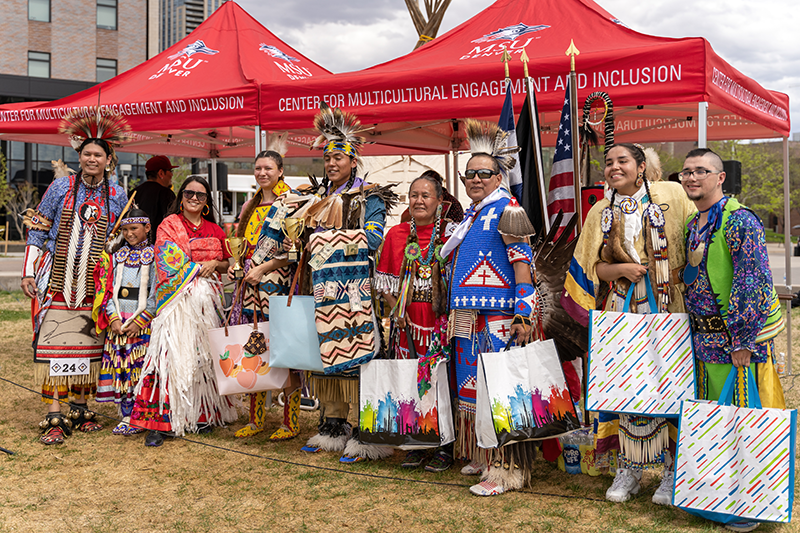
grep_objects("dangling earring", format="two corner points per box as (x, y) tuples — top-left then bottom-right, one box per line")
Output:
(635, 172), (644, 187)
(202, 205), (210, 216)
(105, 164), (112, 172)
(180, 204), (184, 212)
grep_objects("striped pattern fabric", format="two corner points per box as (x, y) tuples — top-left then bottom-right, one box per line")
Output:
(587, 309), (695, 416)
(675, 399), (795, 523)
(546, 77), (575, 236)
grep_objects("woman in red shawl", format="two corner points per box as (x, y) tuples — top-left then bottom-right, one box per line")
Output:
(375, 174), (455, 471)
(131, 176), (236, 447)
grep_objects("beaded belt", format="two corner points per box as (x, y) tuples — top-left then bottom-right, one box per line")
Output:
(689, 313), (728, 335)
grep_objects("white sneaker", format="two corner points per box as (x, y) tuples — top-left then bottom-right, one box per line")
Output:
(652, 470), (674, 506)
(460, 461), (485, 476)
(605, 468), (642, 502)
(724, 521), (759, 532)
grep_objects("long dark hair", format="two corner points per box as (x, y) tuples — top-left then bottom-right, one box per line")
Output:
(236, 151), (284, 238)
(168, 175), (217, 224)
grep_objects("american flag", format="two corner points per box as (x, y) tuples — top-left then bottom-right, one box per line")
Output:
(547, 77), (576, 236)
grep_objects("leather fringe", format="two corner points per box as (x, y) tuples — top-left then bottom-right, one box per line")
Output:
(309, 375), (359, 405)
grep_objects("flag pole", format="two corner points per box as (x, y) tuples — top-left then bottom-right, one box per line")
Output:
(521, 48), (549, 234)
(566, 39), (582, 232)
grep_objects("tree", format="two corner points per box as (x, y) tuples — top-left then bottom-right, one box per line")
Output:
(5, 182), (39, 240)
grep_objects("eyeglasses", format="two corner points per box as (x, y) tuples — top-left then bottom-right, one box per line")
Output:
(678, 168), (720, 181)
(463, 169), (497, 180)
(182, 190), (208, 202)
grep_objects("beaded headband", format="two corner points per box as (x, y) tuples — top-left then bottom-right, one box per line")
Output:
(121, 217), (150, 226)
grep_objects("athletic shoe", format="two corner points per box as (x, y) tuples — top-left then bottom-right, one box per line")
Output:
(469, 481), (506, 496)
(424, 450), (454, 473)
(605, 468), (641, 502)
(724, 522), (759, 532)
(401, 450), (427, 468)
(651, 470), (674, 506)
(460, 461), (485, 476)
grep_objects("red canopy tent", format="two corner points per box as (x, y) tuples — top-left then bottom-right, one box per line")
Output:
(0, 1), (332, 158)
(260, 0), (790, 151)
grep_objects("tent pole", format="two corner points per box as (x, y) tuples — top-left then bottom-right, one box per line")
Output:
(444, 152), (451, 193)
(783, 136), (792, 374)
(453, 150), (459, 202)
(210, 157), (218, 215)
(255, 126), (261, 157)
(698, 102), (708, 148)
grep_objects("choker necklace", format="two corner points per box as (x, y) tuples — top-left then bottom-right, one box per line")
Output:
(80, 174), (102, 189)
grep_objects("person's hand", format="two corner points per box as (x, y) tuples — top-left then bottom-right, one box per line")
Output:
(620, 263), (648, 283)
(242, 263), (266, 286)
(510, 322), (532, 345)
(21, 277), (36, 299)
(121, 321), (142, 338)
(198, 261), (217, 278)
(227, 264), (235, 281)
(395, 313), (407, 330)
(731, 349), (752, 368)
(282, 237), (292, 252)
(110, 320), (124, 336)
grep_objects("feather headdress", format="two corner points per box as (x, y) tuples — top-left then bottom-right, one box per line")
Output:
(464, 119), (520, 173)
(59, 108), (131, 171)
(264, 131), (290, 157)
(310, 103), (370, 159)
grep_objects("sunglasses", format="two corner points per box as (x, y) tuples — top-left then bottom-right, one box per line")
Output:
(182, 190), (208, 202)
(462, 169), (497, 180)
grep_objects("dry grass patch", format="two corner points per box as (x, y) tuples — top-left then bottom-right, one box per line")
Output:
(0, 291), (797, 532)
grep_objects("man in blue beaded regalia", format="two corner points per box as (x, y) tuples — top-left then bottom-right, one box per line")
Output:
(441, 119), (538, 496)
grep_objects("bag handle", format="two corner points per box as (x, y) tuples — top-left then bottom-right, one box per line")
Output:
(622, 274), (657, 312)
(405, 324), (418, 359)
(251, 287), (266, 331)
(221, 281), (245, 336)
(286, 248), (306, 307)
(717, 365), (762, 409)
(503, 332), (526, 351)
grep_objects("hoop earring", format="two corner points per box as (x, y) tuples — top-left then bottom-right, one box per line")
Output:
(635, 172), (644, 187)
(180, 204), (184, 212)
(203, 205), (210, 216)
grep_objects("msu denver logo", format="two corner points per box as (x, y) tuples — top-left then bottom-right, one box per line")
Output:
(471, 23), (550, 43)
(167, 40), (220, 60)
(259, 44), (299, 63)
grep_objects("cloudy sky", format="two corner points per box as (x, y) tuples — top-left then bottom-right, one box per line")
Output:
(239, 0), (799, 136)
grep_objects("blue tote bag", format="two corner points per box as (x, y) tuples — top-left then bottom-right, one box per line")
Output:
(268, 295), (324, 372)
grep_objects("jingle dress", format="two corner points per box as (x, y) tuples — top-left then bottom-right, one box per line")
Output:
(131, 214), (237, 436)
(25, 174), (127, 402)
(563, 180), (693, 469)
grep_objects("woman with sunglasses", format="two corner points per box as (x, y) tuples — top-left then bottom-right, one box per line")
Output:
(563, 143), (694, 505)
(131, 176), (237, 447)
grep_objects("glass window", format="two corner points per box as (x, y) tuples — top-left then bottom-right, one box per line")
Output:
(9, 141), (25, 160)
(29, 0), (50, 22)
(96, 58), (117, 83)
(38, 144), (62, 162)
(28, 51), (50, 78)
(97, 0), (117, 30)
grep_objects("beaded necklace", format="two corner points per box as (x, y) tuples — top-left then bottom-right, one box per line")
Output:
(395, 205), (445, 319)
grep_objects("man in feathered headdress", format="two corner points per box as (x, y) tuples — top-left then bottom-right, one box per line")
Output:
(21, 109), (129, 445)
(440, 119), (539, 496)
(298, 104), (398, 463)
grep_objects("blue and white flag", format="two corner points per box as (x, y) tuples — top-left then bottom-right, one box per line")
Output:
(499, 81), (522, 202)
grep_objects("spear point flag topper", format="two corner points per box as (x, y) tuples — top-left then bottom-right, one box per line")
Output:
(521, 47), (530, 78)
(501, 47), (512, 79)
(565, 39), (580, 71)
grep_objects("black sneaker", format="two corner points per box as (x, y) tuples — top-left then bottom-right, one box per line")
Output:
(425, 450), (454, 472)
(145, 430), (164, 447)
(401, 449), (427, 468)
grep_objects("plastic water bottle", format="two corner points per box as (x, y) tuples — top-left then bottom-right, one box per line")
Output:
(562, 434), (582, 474)
(777, 353), (786, 376)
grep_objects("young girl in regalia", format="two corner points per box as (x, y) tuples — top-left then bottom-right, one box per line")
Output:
(93, 209), (156, 435)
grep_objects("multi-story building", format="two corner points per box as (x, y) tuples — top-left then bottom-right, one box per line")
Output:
(0, 0), (148, 206)
(152, 0), (224, 55)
